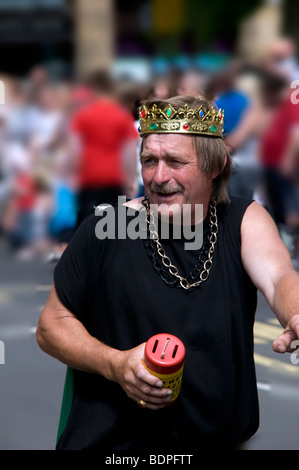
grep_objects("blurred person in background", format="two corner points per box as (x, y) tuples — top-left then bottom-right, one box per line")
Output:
(151, 74), (174, 100)
(0, 75), (35, 193)
(30, 168), (53, 258)
(204, 63), (255, 201)
(0, 115), (5, 229)
(135, 73), (175, 103)
(0, 81), (36, 253)
(259, 78), (299, 270)
(4, 78), (33, 146)
(2, 155), (37, 255)
(176, 69), (206, 98)
(208, 63), (251, 137)
(116, 81), (145, 199)
(32, 80), (80, 260)
(46, 135), (79, 262)
(224, 69), (287, 201)
(257, 37), (299, 269)
(27, 84), (65, 163)
(70, 70), (139, 227)
(25, 65), (50, 105)
(0, 71), (79, 259)
(69, 83), (94, 113)
(0, 110), (10, 231)
(263, 37), (299, 83)
(223, 48), (299, 270)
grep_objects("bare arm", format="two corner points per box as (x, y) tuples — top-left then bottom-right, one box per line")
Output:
(224, 104), (257, 154)
(241, 202), (299, 353)
(36, 285), (171, 409)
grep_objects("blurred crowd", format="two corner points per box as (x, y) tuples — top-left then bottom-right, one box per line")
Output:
(0, 36), (298, 268)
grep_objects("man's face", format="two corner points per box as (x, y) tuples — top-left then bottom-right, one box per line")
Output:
(140, 133), (213, 223)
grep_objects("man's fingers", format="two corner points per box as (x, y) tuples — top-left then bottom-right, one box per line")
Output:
(136, 362), (163, 388)
(130, 391), (172, 410)
(121, 344), (172, 408)
(272, 329), (298, 353)
(129, 372), (172, 399)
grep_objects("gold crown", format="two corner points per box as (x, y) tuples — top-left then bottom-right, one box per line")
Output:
(139, 103), (224, 137)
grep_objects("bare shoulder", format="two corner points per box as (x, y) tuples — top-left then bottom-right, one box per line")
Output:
(241, 200), (291, 258)
(242, 200), (276, 225)
(241, 201), (289, 241)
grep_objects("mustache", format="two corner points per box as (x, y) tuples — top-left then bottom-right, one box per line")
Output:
(149, 182), (184, 194)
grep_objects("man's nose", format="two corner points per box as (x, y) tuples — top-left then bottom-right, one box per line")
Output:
(153, 161), (171, 185)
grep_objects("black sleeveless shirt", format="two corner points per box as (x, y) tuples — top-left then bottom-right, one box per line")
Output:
(55, 196), (259, 450)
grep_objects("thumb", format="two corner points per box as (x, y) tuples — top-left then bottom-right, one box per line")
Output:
(272, 315), (299, 353)
(272, 330), (297, 353)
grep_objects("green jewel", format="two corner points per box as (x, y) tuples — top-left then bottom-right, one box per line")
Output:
(150, 123), (158, 130)
(209, 125), (216, 133)
(166, 108), (172, 117)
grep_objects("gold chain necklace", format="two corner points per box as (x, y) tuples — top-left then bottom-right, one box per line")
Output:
(142, 197), (218, 290)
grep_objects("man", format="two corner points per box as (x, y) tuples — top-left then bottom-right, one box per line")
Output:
(36, 95), (299, 451)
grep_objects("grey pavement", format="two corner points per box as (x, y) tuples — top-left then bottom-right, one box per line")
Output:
(244, 293), (299, 450)
(0, 241), (65, 450)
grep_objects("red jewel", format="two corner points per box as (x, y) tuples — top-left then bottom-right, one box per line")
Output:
(141, 109), (146, 118)
(183, 123), (189, 130)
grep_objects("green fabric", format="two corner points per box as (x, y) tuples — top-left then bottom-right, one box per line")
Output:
(57, 366), (75, 443)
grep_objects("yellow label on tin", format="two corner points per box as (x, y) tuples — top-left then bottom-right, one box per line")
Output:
(143, 361), (184, 402)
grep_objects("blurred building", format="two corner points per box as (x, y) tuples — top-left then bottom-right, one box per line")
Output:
(237, 2), (283, 64)
(0, 0), (73, 78)
(0, 0), (264, 80)
(0, 0), (296, 83)
(283, 0), (299, 61)
(74, 0), (114, 79)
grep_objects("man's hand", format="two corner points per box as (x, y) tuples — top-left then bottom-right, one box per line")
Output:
(112, 343), (173, 410)
(272, 314), (299, 353)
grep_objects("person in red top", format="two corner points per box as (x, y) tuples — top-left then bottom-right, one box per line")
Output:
(71, 70), (139, 226)
(260, 91), (299, 172)
(260, 89), (299, 267)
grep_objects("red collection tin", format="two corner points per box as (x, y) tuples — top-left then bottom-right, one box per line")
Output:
(143, 333), (185, 404)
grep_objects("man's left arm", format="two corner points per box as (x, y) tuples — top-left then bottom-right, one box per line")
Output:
(241, 201), (299, 353)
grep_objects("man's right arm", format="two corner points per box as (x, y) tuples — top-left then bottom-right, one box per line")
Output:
(36, 285), (121, 379)
(36, 285), (172, 409)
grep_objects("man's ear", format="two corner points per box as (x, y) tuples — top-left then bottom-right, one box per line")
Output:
(212, 155), (227, 179)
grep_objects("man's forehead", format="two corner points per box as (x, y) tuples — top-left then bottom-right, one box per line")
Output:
(141, 133), (194, 154)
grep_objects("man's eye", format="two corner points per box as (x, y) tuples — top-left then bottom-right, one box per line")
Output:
(142, 158), (154, 165)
